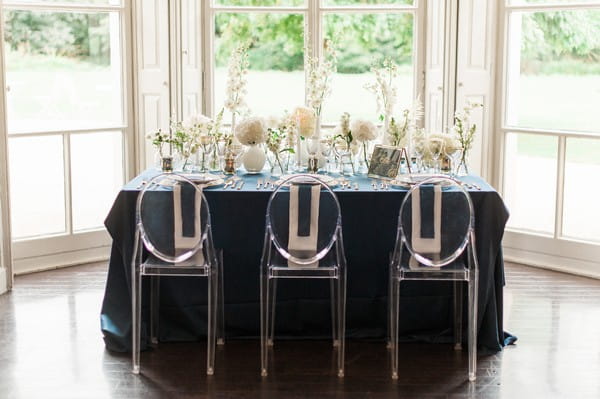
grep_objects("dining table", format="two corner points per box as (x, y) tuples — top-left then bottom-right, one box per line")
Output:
(100, 168), (516, 354)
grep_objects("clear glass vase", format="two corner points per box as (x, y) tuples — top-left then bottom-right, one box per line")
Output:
(456, 150), (469, 176)
(268, 152), (286, 177)
(339, 151), (355, 176)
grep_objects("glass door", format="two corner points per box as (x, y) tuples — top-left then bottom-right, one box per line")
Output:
(498, 0), (600, 275)
(1, 0), (133, 273)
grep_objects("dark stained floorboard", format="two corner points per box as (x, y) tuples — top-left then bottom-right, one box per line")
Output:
(0, 262), (599, 398)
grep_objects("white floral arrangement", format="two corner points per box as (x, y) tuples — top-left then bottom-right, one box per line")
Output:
(429, 133), (461, 155)
(293, 106), (316, 138)
(163, 113), (222, 169)
(334, 112), (352, 148)
(234, 116), (267, 146)
(364, 58), (398, 119)
(452, 101), (483, 153)
(412, 132), (462, 164)
(306, 38), (337, 117)
(146, 128), (171, 157)
(351, 119), (378, 142)
(225, 43), (249, 120)
(388, 98), (424, 148)
(350, 118), (378, 168)
(182, 114), (213, 136)
(265, 111), (297, 172)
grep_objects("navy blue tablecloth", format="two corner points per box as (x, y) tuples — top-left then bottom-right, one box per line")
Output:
(100, 169), (514, 353)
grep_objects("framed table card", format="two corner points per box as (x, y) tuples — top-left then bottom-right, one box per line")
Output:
(367, 145), (411, 180)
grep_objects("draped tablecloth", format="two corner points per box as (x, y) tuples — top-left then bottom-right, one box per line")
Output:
(101, 169), (515, 353)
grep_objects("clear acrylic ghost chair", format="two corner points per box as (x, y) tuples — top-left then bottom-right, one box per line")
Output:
(388, 176), (479, 381)
(131, 173), (223, 376)
(260, 174), (347, 377)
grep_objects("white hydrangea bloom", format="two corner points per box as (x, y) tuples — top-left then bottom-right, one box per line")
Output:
(234, 117), (267, 146)
(351, 119), (378, 142)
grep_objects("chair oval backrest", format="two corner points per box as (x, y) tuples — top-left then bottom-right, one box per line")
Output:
(266, 174), (341, 267)
(136, 173), (210, 264)
(398, 176), (474, 267)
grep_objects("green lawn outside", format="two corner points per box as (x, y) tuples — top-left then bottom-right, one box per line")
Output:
(7, 52), (600, 165)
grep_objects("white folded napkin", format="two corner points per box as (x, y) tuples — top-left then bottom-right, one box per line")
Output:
(287, 184), (321, 268)
(409, 185), (442, 269)
(173, 184), (204, 265)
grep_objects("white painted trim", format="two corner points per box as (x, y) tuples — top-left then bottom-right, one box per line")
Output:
(504, 247), (600, 280)
(2, 2), (123, 12)
(121, 0), (137, 182)
(171, 0), (182, 121)
(13, 246), (110, 276)
(13, 229), (111, 260)
(8, 126), (127, 138)
(500, 126), (600, 138)
(0, 4), (14, 291)
(443, 0), (458, 130)
(505, 2), (600, 12)
(0, 267), (6, 295)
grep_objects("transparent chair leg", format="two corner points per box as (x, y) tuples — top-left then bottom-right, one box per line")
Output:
(387, 265), (394, 350)
(260, 269), (269, 377)
(336, 270), (347, 378)
(150, 276), (160, 345)
(268, 278), (277, 347)
(206, 269), (217, 376)
(330, 278), (339, 348)
(453, 280), (463, 351)
(468, 269), (479, 382)
(132, 270), (142, 374)
(217, 250), (225, 346)
(391, 278), (400, 380)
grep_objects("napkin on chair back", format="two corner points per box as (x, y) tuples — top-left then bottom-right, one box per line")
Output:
(173, 183), (204, 264)
(410, 184), (442, 268)
(287, 183), (321, 268)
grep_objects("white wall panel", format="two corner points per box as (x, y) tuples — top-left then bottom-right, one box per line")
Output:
(456, 0), (496, 179)
(135, 0), (170, 170)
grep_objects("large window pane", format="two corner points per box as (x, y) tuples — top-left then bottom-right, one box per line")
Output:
(504, 133), (558, 234)
(9, 135), (66, 239)
(562, 138), (600, 243)
(214, 13), (304, 121)
(505, 10), (600, 132)
(322, 12), (413, 124)
(71, 132), (123, 231)
(3, 10), (123, 133)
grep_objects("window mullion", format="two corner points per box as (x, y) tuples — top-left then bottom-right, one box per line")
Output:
(62, 133), (73, 236)
(203, 1), (214, 118)
(554, 135), (566, 240)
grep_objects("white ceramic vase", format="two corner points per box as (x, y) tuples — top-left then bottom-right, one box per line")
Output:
(242, 144), (266, 173)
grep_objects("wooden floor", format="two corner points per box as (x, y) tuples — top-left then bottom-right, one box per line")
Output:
(0, 263), (599, 398)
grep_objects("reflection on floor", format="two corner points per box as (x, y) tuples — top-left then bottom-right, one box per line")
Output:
(0, 262), (599, 398)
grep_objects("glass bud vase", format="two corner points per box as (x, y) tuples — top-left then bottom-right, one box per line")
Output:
(456, 149), (469, 176)
(268, 152), (286, 177)
(340, 151), (355, 176)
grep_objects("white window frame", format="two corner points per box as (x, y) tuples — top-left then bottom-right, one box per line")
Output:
(495, 0), (600, 278)
(0, 4), (13, 291)
(201, 0), (426, 127)
(1, 0), (135, 274)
